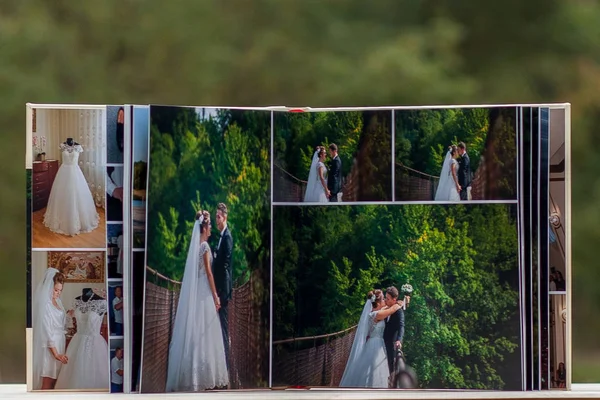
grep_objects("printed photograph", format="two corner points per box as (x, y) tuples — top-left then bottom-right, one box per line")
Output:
(106, 224), (123, 279)
(394, 108), (517, 202)
(109, 338), (124, 393)
(108, 282), (124, 337)
(272, 204), (522, 390)
(131, 251), (145, 391)
(31, 108), (106, 248)
(132, 106), (149, 248)
(31, 250), (109, 391)
(140, 106), (270, 393)
(549, 108), (566, 293)
(549, 294), (567, 389)
(107, 166), (124, 222)
(107, 105), (125, 164)
(273, 111), (392, 203)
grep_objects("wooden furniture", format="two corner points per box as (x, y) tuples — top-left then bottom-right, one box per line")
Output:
(32, 160), (59, 211)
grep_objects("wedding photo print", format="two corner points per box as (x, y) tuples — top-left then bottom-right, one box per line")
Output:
(273, 110), (392, 203)
(272, 204), (522, 390)
(107, 105), (125, 164)
(31, 250), (109, 391)
(132, 106), (149, 249)
(31, 108), (107, 248)
(140, 106), (271, 393)
(394, 107), (517, 202)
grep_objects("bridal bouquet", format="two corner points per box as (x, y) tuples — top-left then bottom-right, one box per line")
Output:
(401, 283), (413, 296)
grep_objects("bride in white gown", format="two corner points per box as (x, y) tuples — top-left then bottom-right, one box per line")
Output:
(303, 147), (330, 203)
(434, 145), (461, 202)
(54, 289), (109, 390)
(166, 211), (229, 392)
(32, 268), (68, 390)
(44, 139), (100, 236)
(339, 290), (402, 388)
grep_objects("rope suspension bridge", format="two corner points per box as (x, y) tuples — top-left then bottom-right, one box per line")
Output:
(272, 325), (358, 387)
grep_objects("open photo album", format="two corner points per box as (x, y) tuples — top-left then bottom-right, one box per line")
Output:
(24, 103), (571, 394)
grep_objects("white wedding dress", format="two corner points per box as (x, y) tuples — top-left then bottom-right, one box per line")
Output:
(434, 151), (461, 202)
(54, 297), (109, 390)
(43, 143), (100, 236)
(340, 309), (390, 388)
(304, 152), (329, 203)
(166, 221), (229, 392)
(32, 268), (68, 390)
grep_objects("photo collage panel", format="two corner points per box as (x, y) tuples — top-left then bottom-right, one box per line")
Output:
(26, 103), (570, 394)
(27, 106), (125, 392)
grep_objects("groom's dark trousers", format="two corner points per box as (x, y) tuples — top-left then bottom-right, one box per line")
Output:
(214, 226), (234, 373)
(383, 308), (405, 374)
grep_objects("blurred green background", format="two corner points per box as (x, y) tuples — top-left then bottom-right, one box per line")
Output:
(1, 0), (599, 384)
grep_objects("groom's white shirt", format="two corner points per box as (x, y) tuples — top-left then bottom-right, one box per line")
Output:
(217, 222), (228, 251)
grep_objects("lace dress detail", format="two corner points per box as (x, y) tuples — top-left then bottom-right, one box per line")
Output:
(43, 143), (100, 236)
(54, 298), (109, 390)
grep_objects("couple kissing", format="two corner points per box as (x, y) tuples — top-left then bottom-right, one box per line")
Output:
(340, 286), (410, 388)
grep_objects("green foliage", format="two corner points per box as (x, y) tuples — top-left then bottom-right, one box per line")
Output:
(273, 204), (520, 389)
(146, 107), (270, 284)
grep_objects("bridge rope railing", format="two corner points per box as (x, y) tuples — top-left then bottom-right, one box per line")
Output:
(272, 325), (358, 387)
(141, 266), (261, 392)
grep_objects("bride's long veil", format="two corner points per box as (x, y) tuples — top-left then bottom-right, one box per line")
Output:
(165, 219), (201, 392)
(303, 150), (320, 202)
(32, 267), (61, 390)
(434, 150), (452, 201)
(339, 300), (372, 386)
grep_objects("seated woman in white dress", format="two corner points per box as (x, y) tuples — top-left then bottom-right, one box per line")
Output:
(32, 268), (68, 390)
(43, 138), (100, 236)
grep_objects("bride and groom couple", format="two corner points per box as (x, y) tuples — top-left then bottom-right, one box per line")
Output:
(303, 144), (343, 203)
(434, 142), (472, 202)
(165, 203), (233, 392)
(340, 286), (408, 388)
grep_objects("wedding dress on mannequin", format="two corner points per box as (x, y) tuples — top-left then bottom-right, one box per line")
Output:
(54, 289), (109, 390)
(43, 140), (100, 236)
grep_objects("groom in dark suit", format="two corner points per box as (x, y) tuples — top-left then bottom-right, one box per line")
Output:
(327, 143), (342, 202)
(383, 286), (405, 375)
(213, 202), (233, 373)
(457, 142), (471, 201)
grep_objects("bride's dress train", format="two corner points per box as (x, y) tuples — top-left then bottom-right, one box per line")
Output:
(340, 310), (390, 388)
(44, 143), (99, 236)
(54, 298), (109, 390)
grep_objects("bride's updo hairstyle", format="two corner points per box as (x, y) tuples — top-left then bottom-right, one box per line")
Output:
(53, 272), (65, 286)
(367, 289), (384, 307)
(317, 146), (326, 157)
(195, 210), (211, 234)
(448, 145), (458, 156)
